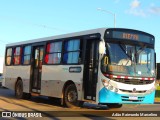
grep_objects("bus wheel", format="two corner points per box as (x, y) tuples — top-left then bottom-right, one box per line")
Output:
(15, 80), (24, 99)
(49, 97), (61, 105)
(23, 93), (31, 99)
(107, 103), (122, 108)
(79, 101), (84, 107)
(64, 84), (79, 108)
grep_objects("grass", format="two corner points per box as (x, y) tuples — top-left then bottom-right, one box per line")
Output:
(155, 89), (160, 102)
(155, 86), (160, 99)
(156, 86), (160, 90)
(155, 97), (160, 102)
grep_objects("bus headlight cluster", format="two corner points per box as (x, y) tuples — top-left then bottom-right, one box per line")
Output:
(101, 79), (109, 87)
(146, 87), (155, 94)
(101, 79), (119, 92)
(114, 88), (119, 92)
(108, 85), (113, 90)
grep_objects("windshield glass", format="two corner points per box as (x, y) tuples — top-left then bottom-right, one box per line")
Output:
(101, 42), (155, 77)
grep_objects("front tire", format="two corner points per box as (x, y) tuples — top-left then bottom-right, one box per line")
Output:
(15, 80), (24, 99)
(64, 84), (79, 108)
(23, 93), (31, 99)
(49, 97), (61, 105)
(107, 103), (122, 108)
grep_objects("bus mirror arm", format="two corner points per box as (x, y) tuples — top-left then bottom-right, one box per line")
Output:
(104, 56), (108, 65)
(155, 52), (156, 71)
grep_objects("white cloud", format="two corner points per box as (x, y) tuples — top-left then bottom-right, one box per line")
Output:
(126, 8), (146, 17)
(126, 0), (147, 17)
(126, 1), (160, 17)
(149, 4), (160, 15)
(130, 0), (140, 9)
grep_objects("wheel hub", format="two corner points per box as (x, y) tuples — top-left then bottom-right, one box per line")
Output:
(67, 90), (77, 102)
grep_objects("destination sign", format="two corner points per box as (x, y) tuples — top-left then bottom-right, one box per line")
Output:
(122, 33), (139, 40)
(105, 29), (155, 45)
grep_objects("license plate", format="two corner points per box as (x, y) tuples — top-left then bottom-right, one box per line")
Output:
(129, 96), (138, 100)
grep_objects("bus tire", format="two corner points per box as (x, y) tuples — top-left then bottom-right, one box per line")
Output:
(64, 84), (79, 108)
(49, 97), (61, 105)
(23, 93), (31, 99)
(107, 103), (122, 108)
(79, 101), (84, 107)
(15, 80), (24, 99)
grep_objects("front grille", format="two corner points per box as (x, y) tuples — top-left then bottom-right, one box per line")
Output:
(119, 89), (146, 93)
(121, 96), (144, 102)
(121, 99), (143, 102)
(113, 78), (154, 85)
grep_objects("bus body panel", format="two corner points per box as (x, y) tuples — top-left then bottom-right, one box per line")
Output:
(4, 66), (30, 92)
(41, 65), (84, 100)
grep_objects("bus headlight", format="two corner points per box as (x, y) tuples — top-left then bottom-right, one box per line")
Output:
(151, 86), (155, 92)
(146, 87), (155, 94)
(108, 85), (113, 90)
(101, 79), (118, 92)
(101, 79), (109, 87)
(115, 88), (119, 92)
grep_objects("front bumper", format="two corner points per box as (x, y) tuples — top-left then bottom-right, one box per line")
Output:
(99, 87), (155, 104)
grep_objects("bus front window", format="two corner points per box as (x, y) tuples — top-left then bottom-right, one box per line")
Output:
(101, 42), (155, 77)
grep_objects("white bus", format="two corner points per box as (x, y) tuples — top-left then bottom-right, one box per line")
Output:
(3, 28), (156, 108)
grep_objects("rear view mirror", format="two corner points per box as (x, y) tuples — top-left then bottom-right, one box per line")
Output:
(99, 41), (105, 54)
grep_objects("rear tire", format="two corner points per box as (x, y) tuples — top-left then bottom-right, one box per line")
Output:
(64, 84), (79, 108)
(15, 80), (24, 99)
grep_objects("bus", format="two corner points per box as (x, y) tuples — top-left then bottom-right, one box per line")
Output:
(3, 28), (156, 108)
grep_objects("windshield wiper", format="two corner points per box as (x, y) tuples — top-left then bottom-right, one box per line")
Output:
(134, 45), (147, 63)
(118, 43), (132, 60)
(136, 45), (147, 55)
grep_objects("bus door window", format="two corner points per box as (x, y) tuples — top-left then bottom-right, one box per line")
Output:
(35, 48), (39, 68)
(32, 46), (44, 91)
(39, 47), (43, 76)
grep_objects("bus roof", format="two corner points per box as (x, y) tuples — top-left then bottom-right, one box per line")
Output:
(6, 28), (107, 47)
(6, 28), (155, 47)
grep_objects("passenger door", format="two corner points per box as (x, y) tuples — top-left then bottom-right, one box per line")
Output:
(83, 39), (99, 101)
(31, 46), (44, 93)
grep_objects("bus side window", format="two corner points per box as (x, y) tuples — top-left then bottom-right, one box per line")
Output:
(22, 45), (31, 65)
(13, 47), (22, 65)
(6, 48), (12, 65)
(63, 39), (81, 64)
(45, 42), (62, 64)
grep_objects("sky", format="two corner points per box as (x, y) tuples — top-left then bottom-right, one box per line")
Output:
(0, 0), (160, 72)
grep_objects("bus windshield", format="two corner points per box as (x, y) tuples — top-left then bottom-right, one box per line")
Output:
(101, 42), (155, 77)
